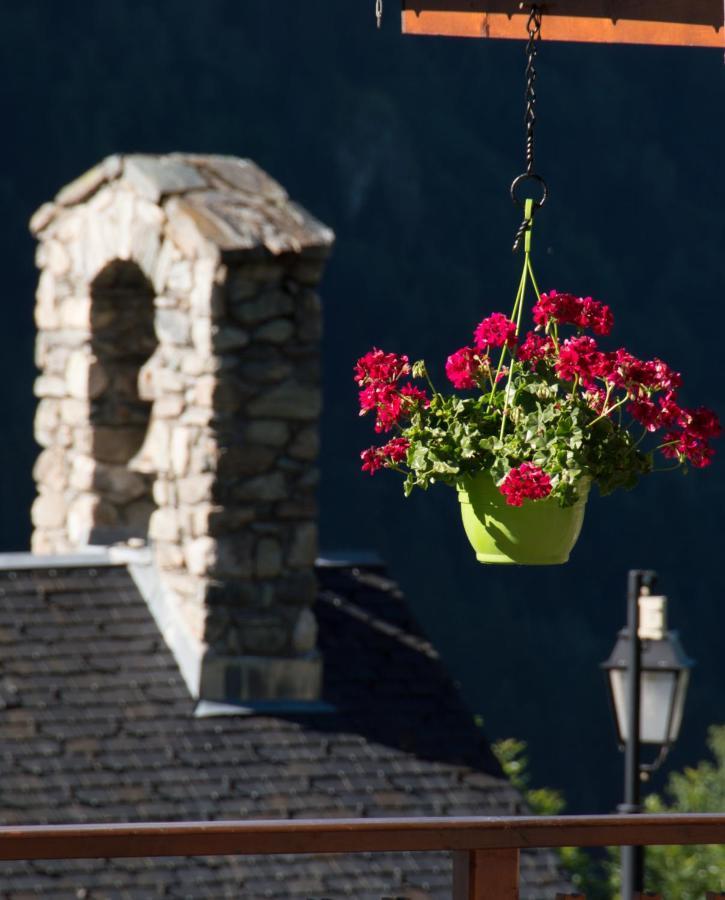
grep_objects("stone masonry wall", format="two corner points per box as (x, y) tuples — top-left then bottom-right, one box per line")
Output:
(30, 155), (334, 701)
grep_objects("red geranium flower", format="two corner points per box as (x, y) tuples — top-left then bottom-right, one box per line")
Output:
(498, 463), (553, 507)
(474, 313), (517, 352)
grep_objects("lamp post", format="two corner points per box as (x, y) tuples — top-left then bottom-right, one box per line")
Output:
(602, 570), (694, 900)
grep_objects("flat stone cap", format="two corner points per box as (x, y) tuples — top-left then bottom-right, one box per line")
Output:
(30, 153), (334, 257)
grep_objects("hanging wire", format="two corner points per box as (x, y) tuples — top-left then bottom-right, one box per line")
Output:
(511, 5), (548, 253)
(376, 0), (383, 29)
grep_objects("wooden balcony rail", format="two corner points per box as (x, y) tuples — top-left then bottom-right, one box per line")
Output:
(1, 813), (725, 899)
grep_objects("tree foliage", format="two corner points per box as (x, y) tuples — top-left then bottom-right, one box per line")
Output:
(608, 725), (725, 898)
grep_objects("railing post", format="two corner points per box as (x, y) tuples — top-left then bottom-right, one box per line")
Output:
(452, 849), (519, 899)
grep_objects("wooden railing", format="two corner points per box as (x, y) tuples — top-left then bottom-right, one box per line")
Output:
(2, 814), (725, 898)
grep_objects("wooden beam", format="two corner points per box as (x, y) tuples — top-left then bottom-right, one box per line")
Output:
(401, 1), (724, 48)
(453, 849), (520, 899)
(3, 815), (725, 861)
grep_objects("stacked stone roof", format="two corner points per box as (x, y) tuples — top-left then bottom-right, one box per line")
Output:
(31, 153), (334, 257)
(0, 560), (572, 898)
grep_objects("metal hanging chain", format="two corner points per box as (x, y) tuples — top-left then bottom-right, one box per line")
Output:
(511, 4), (548, 253)
(376, 0), (383, 29)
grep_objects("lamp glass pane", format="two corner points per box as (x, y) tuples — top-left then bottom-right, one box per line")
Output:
(608, 669), (627, 742)
(668, 670), (690, 742)
(641, 671), (677, 744)
(607, 669), (677, 744)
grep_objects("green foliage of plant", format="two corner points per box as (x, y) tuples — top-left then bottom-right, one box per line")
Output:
(400, 355), (650, 505)
(492, 737), (610, 899)
(356, 240), (718, 508)
(607, 725), (725, 899)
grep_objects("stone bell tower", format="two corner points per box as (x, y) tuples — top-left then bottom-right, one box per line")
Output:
(30, 153), (334, 703)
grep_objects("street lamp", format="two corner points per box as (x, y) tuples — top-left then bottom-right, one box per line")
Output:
(601, 570), (694, 900)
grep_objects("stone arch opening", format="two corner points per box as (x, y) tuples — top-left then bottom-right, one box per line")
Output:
(88, 259), (157, 542)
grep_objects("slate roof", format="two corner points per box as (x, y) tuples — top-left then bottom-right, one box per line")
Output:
(29, 153), (334, 257)
(0, 561), (571, 899)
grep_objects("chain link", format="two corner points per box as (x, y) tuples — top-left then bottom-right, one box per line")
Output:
(376, 0), (383, 29)
(511, 4), (547, 253)
(523, 5), (541, 176)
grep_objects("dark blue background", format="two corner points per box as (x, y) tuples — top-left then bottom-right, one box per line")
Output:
(1, 1), (724, 813)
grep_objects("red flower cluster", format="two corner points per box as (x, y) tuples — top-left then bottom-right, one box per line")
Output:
(361, 437), (411, 475)
(517, 332), (554, 364)
(356, 287), (720, 484)
(355, 348), (428, 434)
(498, 463), (553, 507)
(446, 346), (485, 389)
(555, 335), (602, 387)
(474, 313), (517, 351)
(533, 291), (614, 336)
(354, 348), (410, 387)
(661, 407), (722, 468)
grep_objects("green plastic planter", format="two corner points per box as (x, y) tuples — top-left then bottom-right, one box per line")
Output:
(456, 472), (589, 565)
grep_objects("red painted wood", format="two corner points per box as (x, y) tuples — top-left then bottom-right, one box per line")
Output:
(401, 0), (724, 48)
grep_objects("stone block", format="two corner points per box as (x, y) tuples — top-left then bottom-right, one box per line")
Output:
(199, 652), (322, 703)
(29, 203), (58, 235)
(55, 155), (120, 207)
(60, 398), (90, 426)
(216, 444), (277, 477)
(148, 507), (180, 542)
(288, 522), (318, 569)
(32, 447), (68, 492)
(213, 323), (250, 352)
(275, 495), (318, 520)
(288, 426), (319, 461)
(201, 156), (288, 201)
(130, 420), (170, 474)
(233, 472), (287, 502)
(163, 198), (220, 263)
(33, 375), (67, 399)
(177, 473), (214, 505)
(188, 431), (218, 473)
(213, 533), (254, 578)
(69, 454), (96, 492)
(245, 420), (290, 447)
(153, 394), (185, 419)
(276, 571), (318, 607)
(67, 494), (118, 545)
(123, 155), (207, 203)
(31, 492), (67, 530)
(248, 381), (321, 420)
(292, 608), (318, 654)
(237, 356), (293, 384)
(180, 351), (211, 377)
(253, 318), (295, 344)
(170, 426), (192, 476)
(66, 351), (109, 400)
(255, 537), (282, 578)
(166, 259), (193, 295)
(155, 308), (190, 345)
(184, 536), (217, 577)
(45, 240), (70, 277)
(34, 399), (61, 448)
(229, 289), (294, 326)
(192, 374), (216, 408)
(154, 541), (185, 570)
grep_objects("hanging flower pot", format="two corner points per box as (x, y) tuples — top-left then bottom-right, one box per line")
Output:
(457, 471), (589, 565)
(353, 206), (720, 566)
